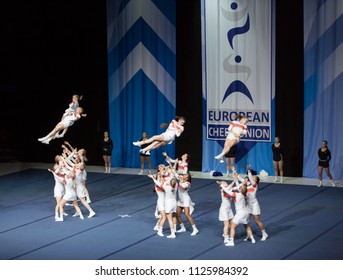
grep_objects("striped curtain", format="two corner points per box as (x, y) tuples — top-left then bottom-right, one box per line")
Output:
(303, 0), (343, 179)
(106, 0), (176, 168)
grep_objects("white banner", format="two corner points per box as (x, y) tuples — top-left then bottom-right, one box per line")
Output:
(205, 0), (272, 142)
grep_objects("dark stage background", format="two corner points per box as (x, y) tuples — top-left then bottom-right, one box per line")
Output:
(0, 1), (303, 176)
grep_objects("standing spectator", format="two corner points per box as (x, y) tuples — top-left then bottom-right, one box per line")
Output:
(102, 131), (113, 173)
(138, 132), (152, 175)
(271, 136), (284, 182)
(317, 140), (335, 187)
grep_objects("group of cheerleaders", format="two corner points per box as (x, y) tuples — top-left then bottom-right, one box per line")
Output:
(39, 95), (268, 245)
(39, 95), (95, 222)
(133, 114), (268, 246)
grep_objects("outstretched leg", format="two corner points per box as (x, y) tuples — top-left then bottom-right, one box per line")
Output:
(133, 134), (165, 146)
(215, 138), (238, 162)
(38, 123), (65, 144)
(140, 141), (166, 154)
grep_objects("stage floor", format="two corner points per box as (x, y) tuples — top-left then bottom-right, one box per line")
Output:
(0, 163), (342, 260)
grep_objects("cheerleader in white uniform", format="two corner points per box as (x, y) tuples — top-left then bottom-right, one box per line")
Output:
(38, 107), (86, 144)
(216, 180), (235, 245)
(62, 142), (92, 203)
(149, 164), (166, 236)
(174, 172), (199, 236)
(50, 159), (66, 220)
(166, 156), (199, 236)
(163, 152), (189, 175)
(49, 170), (83, 222)
(215, 115), (248, 163)
(150, 166), (177, 238)
(55, 94), (85, 138)
(72, 162), (96, 218)
(220, 174), (255, 246)
(133, 116), (186, 155)
(234, 166), (268, 241)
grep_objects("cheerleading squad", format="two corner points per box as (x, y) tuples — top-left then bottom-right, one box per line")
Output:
(132, 115), (269, 245)
(147, 153), (199, 238)
(39, 95), (334, 246)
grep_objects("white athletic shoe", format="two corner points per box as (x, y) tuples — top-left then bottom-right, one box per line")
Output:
(250, 236), (256, 244)
(55, 133), (64, 139)
(214, 153), (223, 160)
(191, 228), (199, 236)
(79, 213), (84, 220)
(219, 159), (224, 164)
(225, 238), (234, 246)
(153, 224), (159, 231)
(167, 233), (176, 239)
(138, 170), (143, 175)
(133, 141), (140, 146)
(72, 212), (80, 217)
(86, 197), (91, 204)
(261, 232), (269, 241)
(88, 211), (96, 218)
(157, 230), (164, 237)
(317, 181), (323, 188)
(274, 176), (278, 182)
(38, 137), (46, 142)
(176, 227), (186, 233)
(55, 217), (63, 222)
(243, 235), (249, 241)
(63, 212), (68, 216)
(331, 180), (336, 187)
(42, 139), (50, 144)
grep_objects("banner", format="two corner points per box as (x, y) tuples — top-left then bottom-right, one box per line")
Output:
(106, 0), (176, 168)
(303, 0), (343, 179)
(201, 0), (275, 175)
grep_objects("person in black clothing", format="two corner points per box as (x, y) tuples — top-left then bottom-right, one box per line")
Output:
(271, 136), (284, 183)
(317, 140), (335, 187)
(224, 145), (236, 177)
(102, 131), (113, 173)
(138, 132), (152, 175)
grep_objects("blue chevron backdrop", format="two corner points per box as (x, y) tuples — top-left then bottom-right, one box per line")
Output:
(201, 0), (275, 175)
(303, 0), (343, 179)
(106, 0), (176, 168)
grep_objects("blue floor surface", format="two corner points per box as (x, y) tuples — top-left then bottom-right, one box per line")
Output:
(0, 169), (342, 260)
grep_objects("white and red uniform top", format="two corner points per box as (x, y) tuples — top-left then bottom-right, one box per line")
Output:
(177, 161), (188, 174)
(74, 166), (86, 199)
(63, 100), (80, 117)
(218, 181), (235, 222)
(162, 119), (184, 143)
(169, 158), (189, 174)
(153, 170), (177, 214)
(61, 111), (81, 128)
(236, 172), (261, 216)
(175, 173), (192, 207)
(222, 187), (250, 225)
(226, 120), (247, 141)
